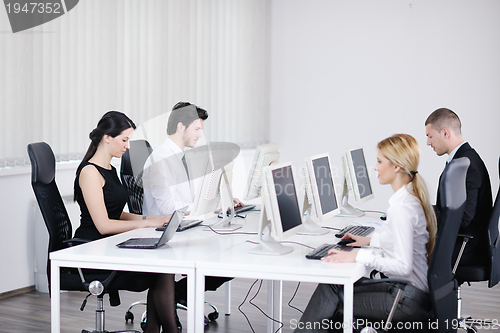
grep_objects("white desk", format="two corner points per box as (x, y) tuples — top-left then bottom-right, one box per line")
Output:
(194, 222), (371, 333)
(49, 219), (248, 333)
(50, 213), (378, 333)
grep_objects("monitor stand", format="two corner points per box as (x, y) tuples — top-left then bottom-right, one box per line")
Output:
(205, 169), (242, 232)
(336, 180), (365, 217)
(248, 207), (293, 256)
(297, 194), (329, 235)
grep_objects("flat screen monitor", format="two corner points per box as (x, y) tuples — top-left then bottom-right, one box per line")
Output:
(243, 143), (280, 200)
(339, 146), (374, 216)
(302, 153), (340, 230)
(249, 162), (303, 255)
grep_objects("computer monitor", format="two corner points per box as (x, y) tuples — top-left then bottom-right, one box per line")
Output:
(191, 158), (241, 231)
(300, 153), (340, 234)
(243, 143), (280, 200)
(249, 162), (303, 255)
(339, 146), (374, 217)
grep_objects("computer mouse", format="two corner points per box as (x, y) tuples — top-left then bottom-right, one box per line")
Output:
(338, 238), (356, 246)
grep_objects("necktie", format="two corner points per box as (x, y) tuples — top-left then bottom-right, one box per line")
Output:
(181, 154), (190, 183)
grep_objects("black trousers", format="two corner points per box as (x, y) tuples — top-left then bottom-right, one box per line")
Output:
(294, 278), (430, 333)
(175, 276), (233, 304)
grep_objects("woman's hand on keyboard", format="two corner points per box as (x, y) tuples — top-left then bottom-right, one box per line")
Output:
(321, 249), (357, 263)
(342, 233), (371, 247)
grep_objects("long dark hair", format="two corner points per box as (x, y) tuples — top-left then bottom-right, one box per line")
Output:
(74, 111), (136, 200)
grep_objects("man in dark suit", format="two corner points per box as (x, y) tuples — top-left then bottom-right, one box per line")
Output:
(425, 108), (492, 266)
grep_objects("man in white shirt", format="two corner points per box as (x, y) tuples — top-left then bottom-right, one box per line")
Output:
(142, 101), (233, 327)
(142, 102), (206, 215)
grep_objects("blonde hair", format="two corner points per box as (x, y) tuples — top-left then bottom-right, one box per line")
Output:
(377, 134), (437, 264)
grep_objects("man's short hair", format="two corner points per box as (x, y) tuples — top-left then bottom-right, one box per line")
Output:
(166, 102), (209, 135)
(425, 108), (462, 135)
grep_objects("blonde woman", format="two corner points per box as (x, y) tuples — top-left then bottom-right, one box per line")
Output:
(295, 134), (437, 333)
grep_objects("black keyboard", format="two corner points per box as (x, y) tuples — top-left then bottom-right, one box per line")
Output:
(216, 204), (257, 217)
(335, 225), (374, 238)
(156, 219), (202, 232)
(306, 243), (353, 260)
(235, 204), (256, 213)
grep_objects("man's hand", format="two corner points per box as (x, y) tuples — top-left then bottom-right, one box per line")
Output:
(233, 198), (243, 207)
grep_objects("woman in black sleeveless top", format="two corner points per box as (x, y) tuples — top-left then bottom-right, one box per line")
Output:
(74, 111), (177, 333)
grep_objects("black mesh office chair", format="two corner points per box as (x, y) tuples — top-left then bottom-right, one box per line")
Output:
(120, 139), (153, 216)
(453, 156), (500, 333)
(356, 157), (469, 333)
(28, 142), (151, 333)
(119, 140), (221, 330)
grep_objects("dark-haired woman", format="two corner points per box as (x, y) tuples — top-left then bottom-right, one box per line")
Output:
(74, 111), (178, 333)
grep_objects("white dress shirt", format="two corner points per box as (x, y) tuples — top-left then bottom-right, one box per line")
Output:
(142, 137), (194, 215)
(356, 183), (430, 292)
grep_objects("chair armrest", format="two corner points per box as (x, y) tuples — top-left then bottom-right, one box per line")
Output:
(355, 277), (411, 288)
(452, 234), (473, 274)
(355, 276), (411, 330)
(63, 238), (91, 247)
(457, 233), (473, 241)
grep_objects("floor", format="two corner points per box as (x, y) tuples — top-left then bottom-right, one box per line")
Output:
(0, 278), (499, 333)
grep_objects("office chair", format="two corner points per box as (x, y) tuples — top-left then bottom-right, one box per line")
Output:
(452, 156), (500, 333)
(119, 139), (222, 330)
(120, 139), (153, 216)
(357, 157), (469, 333)
(28, 142), (152, 333)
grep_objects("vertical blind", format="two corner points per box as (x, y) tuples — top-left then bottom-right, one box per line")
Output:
(0, 0), (271, 168)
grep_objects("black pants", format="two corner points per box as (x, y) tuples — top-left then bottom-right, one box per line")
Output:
(294, 278), (430, 333)
(175, 276), (233, 304)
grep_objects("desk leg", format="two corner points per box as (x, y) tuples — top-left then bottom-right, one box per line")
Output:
(267, 280), (283, 333)
(343, 283), (354, 333)
(50, 260), (61, 333)
(224, 281), (231, 315)
(194, 271), (205, 333)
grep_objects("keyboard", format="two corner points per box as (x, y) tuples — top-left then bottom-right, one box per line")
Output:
(216, 204), (257, 217)
(306, 243), (353, 260)
(334, 225), (374, 238)
(156, 219), (202, 232)
(235, 204), (256, 213)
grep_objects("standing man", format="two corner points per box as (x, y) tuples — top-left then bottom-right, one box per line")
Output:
(425, 108), (492, 266)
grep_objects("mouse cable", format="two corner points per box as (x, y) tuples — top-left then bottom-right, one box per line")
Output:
(360, 209), (385, 215)
(238, 279), (261, 333)
(201, 224), (257, 236)
(247, 279), (284, 333)
(287, 282), (304, 314)
(321, 226), (342, 231)
(280, 241), (315, 250)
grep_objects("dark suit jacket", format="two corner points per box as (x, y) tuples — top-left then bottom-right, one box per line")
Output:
(436, 142), (493, 266)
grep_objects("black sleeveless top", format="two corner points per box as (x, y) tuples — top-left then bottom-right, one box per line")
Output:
(74, 161), (128, 241)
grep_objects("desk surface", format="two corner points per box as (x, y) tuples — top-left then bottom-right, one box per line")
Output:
(50, 211), (382, 333)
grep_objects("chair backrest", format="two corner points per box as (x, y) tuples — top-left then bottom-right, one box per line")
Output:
(27, 142), (73, 281)
(428, 157), (470, 333)
(488, 156), (500, 287)
(120, 139), (153, 214)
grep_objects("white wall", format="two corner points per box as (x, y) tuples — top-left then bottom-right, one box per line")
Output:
(0, 164), (80, 294)
(270, 0), (500, 213)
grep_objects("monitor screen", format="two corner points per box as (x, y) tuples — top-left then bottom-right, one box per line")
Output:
(272, 165), (302, 233)
(312, 156), (338, 215)
(350, 148), (373, 200)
